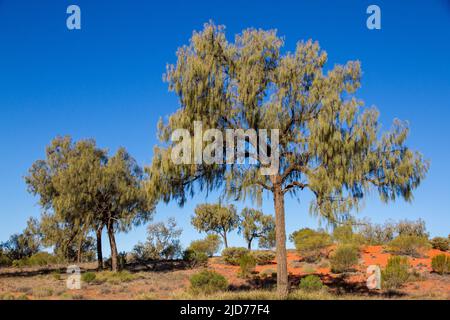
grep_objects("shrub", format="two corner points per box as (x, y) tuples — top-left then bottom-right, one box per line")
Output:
(396, 219), (428, 238)
(81, 272), (97, 284)
(12, 252), (58, 267)
(222, 247), (249, 265)
(0, 253), (12, 267)
(357, 220), (395, 245)
(332, 224), (365, 246)
(431, 254), (450, 275)
(381, 256), (410, 290)
(183, 249), (209, 268)
(251, 251), (275, 265)
(291, 228), (332, 263)
(299, 275), (324, 292)
(388, 235), (430, 257)
(189, 270), (228, 295)
(430, 237), (449, 252)
(96, 271), (136, 284)
(238, 254), (256, 278)
(188, 234), (222, 257)
(330, 245), (359, 273)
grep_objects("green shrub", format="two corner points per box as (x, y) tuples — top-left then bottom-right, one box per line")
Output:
(188, 234), (222, 257)
(81, 272), (97, 284)
(299, 275), (324, 292)
(431, 254), (450, 275)
(330, 245), (359, 273)
(333, 224), (365, 246)
(0, 254), (12, 267)
(388, 235), (430, 257)
(251, 251), (275, 265)
(222, 247), (249, 265)
(430, 237), (449, 252)
(238, 254), (256, 278)
(96, 271), (136, 284)
(381, 256), (410, 290)
(12, 252), (59, 267)
(291, 228), (332, 263)
(189, 270), (228, 295)
(183, 249), (209, 268)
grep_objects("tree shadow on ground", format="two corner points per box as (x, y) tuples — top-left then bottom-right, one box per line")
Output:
(229, 273), (407, 298)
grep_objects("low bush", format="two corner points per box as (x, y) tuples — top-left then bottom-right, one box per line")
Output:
(238, 254), (256, 278)
(430, 237), (449, 252)
(0, 254), (12, 267)
(381, 256), (410, 290)
(299, 275), (324, 292)
(12, 252), (59, 268)
(189, 270), (228, 295)
(183, 249), (209, 268)
(291, 228), (332, 263)
(259, 268), (277, 279)
(188, 234), (222, 257)
(251, 251), (275, 265)
(81, 272), (97, 284)
(332, 224), (365, 246)
(431, 254), (450, 275)
(95, 271), (136, 284)
(330, 245), (359, 273)
(387, 235), (430, 257)
(222, 247), (249, 265)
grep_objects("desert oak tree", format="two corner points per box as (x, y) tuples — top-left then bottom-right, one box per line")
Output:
(146, 23), (429, 296)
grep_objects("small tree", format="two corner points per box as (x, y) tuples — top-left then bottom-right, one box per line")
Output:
(192, 203), (238, 248)
(188, 234), (222, 257)
(145, 218), (183, 260)
(239, 208), (275, 250)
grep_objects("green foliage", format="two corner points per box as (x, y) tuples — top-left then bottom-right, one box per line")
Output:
(12, 252), (59, 268)
(299, 275), (324, 292)
(431, 254), (450, 275)
(238, 253), (257, 278)
(0, 218), (42, 262)
(332, 223), (365, 246)
(222, 247), (249, 265)
(381, 256), (410, 290)
(238, 208), (275, 250)
(259, 269), (277, 279)
(191, 203), (238, 248)
(188, 234), (222, 257)
(95, 271), (136, 284)
(330, 245), (359, 273)
(81, 272), (97, 284)
(251, 251), (276, 265)
(430, 237), (449, 252)
(189, 270), (228, 295)
(183, 249), (209, 268)
(291, 229), (332, 263)
(0, 252), (12, 267)
(388, 235), (430, 257)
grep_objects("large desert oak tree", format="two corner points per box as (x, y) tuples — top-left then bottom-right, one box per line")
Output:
(146, 23), (429, 296)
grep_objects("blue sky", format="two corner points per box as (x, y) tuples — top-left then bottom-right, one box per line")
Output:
(0, 0), (449, 254)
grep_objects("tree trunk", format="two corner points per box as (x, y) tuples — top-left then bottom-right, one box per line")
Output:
(273, 180), (289, 297)
(107, 221), (119, 272)
(248, 239), (252, 251)
(76, 239), (82, 264)
(96, 226), (103, 271)
(222, 232), (228, 249)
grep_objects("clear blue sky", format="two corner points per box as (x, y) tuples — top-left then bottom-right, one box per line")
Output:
(1, 0), (449, 254)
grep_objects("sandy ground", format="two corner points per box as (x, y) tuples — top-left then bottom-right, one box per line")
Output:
(1, 246), (449, 300)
